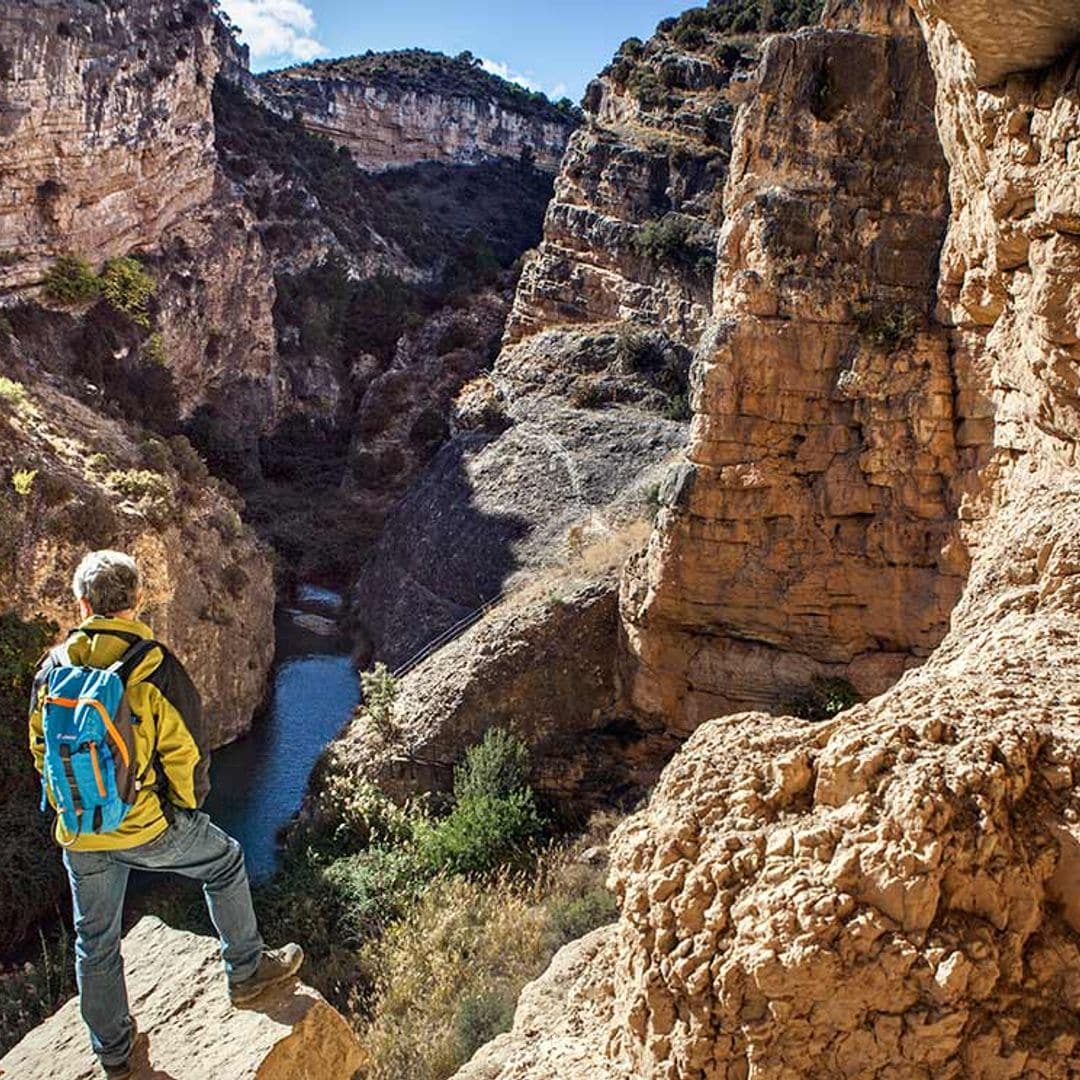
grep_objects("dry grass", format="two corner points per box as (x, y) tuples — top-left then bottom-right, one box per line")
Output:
(507, 517), (653, 605)
(356, 815), (620, 1080)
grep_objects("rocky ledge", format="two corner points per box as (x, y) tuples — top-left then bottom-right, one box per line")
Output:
(0, 918), (365, 1080)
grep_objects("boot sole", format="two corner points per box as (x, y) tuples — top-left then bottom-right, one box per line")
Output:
(228, 951), (305, 1005)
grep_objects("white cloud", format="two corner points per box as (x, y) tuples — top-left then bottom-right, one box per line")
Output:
(480, 57), (543, 94)
(219, 0), (325, 65)
(550, 82), (568, 100)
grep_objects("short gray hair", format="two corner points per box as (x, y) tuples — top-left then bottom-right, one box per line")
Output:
(72, 550), (140, 615)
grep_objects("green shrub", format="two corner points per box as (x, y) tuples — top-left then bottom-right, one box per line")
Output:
(856, 305), (919, 352)
(143, 331), (167, 365)
(0, 928), (74, 1057)
(663, 393), (692, 421)
(632, 215), (715, 281)
(454, 727), (531, 803)
(0, 377), (26, 406)
(10, 468), (36, 497)
(454, 989), (517, 1061)
(416, 790), (544, 877)
(788, 676), (860, 721)
(42, 255), (100, 305)
(0, 612), (63, 956)
(168, 435), (209, 484)
(105, 467), (171, 503)
(99, 257), (156, 328)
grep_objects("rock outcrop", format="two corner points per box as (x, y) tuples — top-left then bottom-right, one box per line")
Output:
(917, 0), (1080, 86)
(0, 356), (274, 745)
(455, 0), (1080, 1076)
(504, 28), (746, 347)
(0, 0), (288, 438)
(346, 13), (792, 668)
(621, 0), (961, 730)
(0, 917), (365, 1079)
(0, 0), (220, 292)
(309, 525), (680, 818)
(256, 51), (576, 173)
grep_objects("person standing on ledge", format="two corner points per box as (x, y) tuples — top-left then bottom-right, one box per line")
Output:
(28, 550), (303, 1080)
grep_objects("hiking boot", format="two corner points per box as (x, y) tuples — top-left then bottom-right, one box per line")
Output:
(228, 944), (304, 1005)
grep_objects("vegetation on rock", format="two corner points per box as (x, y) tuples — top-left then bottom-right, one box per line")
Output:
(0, 612), (67, 1055)
(41, 256), (100, 306)
(274, 49), (580, 124)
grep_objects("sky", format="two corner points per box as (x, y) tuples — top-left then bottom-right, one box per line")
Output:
(218, 0), (685, 102)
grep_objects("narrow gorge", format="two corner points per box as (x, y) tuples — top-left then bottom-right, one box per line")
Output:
(2, 0), (1080, 1077)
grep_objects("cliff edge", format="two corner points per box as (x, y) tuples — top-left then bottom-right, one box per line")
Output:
(0, 918), (365, 1080)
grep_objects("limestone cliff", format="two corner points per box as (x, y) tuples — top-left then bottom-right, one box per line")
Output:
(0, 0), (219, 291)
(456, 0), (1080, 1076)
(621, 0), (960, 729)
(256, 50), (577, 172)
(346, 13), (788, 669)
(0, 917), (365, 1079)
(0, 0), (287, 439)
(0, 331), (274, 745)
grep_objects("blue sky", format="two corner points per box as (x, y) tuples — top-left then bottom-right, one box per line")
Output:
(219, 0), (685, 101)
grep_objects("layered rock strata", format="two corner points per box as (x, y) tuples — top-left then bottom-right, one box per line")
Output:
(310, 531), (681, 818)
(456, 0), (1080, 1076)
(347, 18), (784, 668)
(0, 0), (220, 290)
(0, 917), (365, 1079)
(258, 52), (576, 172)
(504, 29), (751, 346)
(0, 362), (274, 745)
(622, 0), (962, 729)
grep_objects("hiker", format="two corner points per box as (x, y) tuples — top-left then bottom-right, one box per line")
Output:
(28, 550), (302, 1080)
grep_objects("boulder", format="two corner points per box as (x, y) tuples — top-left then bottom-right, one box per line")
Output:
(0, 918), (365, 1080)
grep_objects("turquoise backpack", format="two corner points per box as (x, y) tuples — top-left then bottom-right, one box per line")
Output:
(39, 636), (159, 843)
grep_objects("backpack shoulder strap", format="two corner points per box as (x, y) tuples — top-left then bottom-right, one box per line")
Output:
(108, 638), (163, 683)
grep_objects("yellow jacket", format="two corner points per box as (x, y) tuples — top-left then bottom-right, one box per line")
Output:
(29, 615), (208, 851)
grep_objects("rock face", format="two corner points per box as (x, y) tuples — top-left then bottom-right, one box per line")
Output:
(503, 31), (744, 347)
(257, 51), (576, 172)
(309, 533), (681, 818)
(344, 289), (510, 525)
(917, 0), (1080, 85)
(621, 1), (962, 730)
(346, 16), (785, 668)
(455, 1), (1080, 1077)
(0, 0), (220, 291)
(0, 349), (274, 745)
(0, 917), (365, 1079)
(0, 0), (287, 438)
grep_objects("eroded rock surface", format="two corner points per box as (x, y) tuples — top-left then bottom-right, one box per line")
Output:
(0, 365), (274, 746)
(0, 0), (220, 291)
(0, 917), (365, 1079)
(457, 0), (1080, 1076)
(917, 0), (1080, 85)
(347, 14), (789, 667)
(622, 1), (962, 730)
(258, 51), (576, 172)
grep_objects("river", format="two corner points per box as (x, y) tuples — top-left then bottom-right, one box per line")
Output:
(203, 585), (361, 880)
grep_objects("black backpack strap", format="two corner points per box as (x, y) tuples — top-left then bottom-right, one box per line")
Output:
(109, 639), (165, 788)
(109, 638), (162, 682)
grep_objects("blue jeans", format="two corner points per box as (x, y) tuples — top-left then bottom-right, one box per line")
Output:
(63, 808), (264, 1067)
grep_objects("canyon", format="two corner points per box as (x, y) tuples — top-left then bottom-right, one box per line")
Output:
(2, 0), (1080, 1076)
